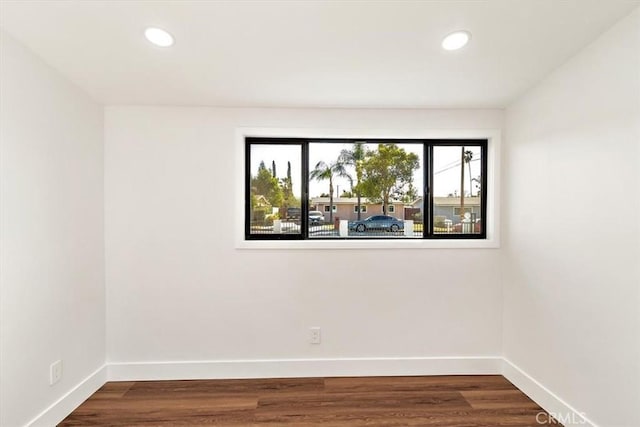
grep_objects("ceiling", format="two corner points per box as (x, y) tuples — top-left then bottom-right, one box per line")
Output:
(1, 0), (638, 108)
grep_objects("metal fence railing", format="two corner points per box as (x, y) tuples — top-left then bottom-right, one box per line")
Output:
(309, 220), (423, 238)
(249, 219), (301, 235)
(249, 220), (481, 237)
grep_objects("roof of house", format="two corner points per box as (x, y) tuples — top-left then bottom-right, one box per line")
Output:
(311, 197), (405, 205)
(311, 196), (481, 207)
(253, 195), (271, 206)
(412, 196), (481, 206)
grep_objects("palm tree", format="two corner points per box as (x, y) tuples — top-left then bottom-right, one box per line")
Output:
(338, 143), (366, 219)
(463, 150), (473, 197)
(460, 149), (474, 226)
(310, 160), (349, 224)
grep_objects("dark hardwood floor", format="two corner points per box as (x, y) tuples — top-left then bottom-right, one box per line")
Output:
(59, 375), (560, 426)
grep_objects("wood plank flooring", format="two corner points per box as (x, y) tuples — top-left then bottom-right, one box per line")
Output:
(59, 375), (560, 426)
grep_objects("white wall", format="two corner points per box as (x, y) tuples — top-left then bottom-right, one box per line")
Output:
(503, 8), (640, 427)
(0, 32), (105, 426)
(104, 107), (503, 368)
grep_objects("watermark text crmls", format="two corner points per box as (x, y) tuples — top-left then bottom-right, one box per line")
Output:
(536, 411), (587, 425)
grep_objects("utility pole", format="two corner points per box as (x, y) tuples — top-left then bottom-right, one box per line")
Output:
(460, 146), (465, 218)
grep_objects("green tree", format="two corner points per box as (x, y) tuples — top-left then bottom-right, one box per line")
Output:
(401, 182), (418, 204)
(360, 144), (419, 215)
(280, 161), (299, 209)
(338, 142), (367, 220)
(309, 160), (349, 223)
(251, 160), (283, 207)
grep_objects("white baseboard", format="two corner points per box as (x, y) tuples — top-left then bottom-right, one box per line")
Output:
(24, 358), (593, 427)
(27, 364), (107, 427)
(107, 356), (503, 381)
(501, 358), (595, 427)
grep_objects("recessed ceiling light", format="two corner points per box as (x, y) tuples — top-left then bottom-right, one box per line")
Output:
(442, 30), (471, 51)
(144, 27), (174, 47)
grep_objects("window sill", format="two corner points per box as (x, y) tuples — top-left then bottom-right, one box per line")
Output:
(236, 238), (499, 250)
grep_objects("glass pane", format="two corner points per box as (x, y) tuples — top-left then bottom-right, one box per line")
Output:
(432, 145), (483, 235)
(248, 144), (301, 235)
(308, 142), (423, 238)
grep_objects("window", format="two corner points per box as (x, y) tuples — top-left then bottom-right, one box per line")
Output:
(245, 138), (487, 240)
(247, 143), (302, 238)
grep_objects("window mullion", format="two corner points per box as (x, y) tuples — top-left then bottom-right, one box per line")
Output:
(302, 141), (309, 239)
(424, 143), (433, 238)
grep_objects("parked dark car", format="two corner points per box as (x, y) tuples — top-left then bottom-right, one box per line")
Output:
(348, 215), (404, 232)
(286, 207), (301, 219)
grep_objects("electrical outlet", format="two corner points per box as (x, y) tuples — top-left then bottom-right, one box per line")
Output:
(50, 360), (62, 385)
(310, 327), (321, 344)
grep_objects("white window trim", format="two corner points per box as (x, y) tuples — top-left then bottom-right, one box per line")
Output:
(235, 127), (501, 249)
(354, 205), (367, 213)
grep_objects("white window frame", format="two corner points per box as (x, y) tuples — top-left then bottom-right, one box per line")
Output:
(387, 205), (395, 214)
(354, 205), (368, 213)
(235, 127), (501, 249)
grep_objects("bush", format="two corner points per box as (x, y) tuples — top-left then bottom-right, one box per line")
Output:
(264, 212), (280, 226)
(252, 208), (268, 223)
(434, 215), (446, 229)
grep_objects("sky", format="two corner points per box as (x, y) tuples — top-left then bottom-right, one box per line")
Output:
(432, 146), (482, 197)
(250, 143), (481, 202)
(308, 142), (423, 198)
